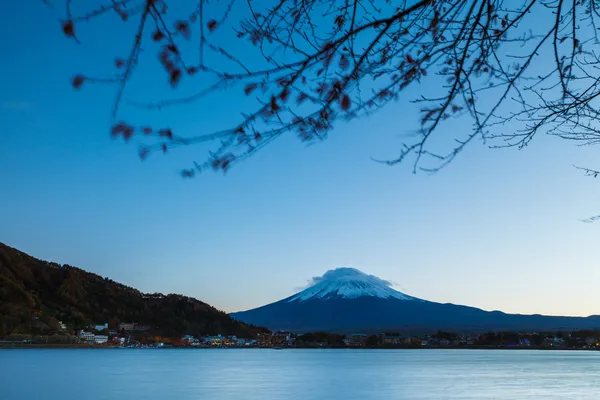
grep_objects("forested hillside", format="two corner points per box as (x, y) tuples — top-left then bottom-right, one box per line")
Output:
(0, 242), (267, 338)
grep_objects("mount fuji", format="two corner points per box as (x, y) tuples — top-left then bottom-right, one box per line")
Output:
(230, 268), (600, 333)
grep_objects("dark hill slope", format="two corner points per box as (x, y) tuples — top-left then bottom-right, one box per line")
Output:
(0, 242), (267, 338)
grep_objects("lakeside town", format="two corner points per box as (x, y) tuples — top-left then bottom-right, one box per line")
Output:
(3, 321), (600, 350)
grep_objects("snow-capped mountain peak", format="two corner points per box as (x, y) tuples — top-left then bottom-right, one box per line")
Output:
(287, 267), (418, 302)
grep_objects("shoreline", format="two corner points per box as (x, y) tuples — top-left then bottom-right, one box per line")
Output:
(1, 343), (598, 351)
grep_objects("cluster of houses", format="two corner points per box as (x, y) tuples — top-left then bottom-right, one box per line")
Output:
(248, 331), (600, 349)
(77, 322), (152, 345)
(72, 321), (600, 350)
(178, 332), (294, 348)
(337, 332), (600, 349)
(77, 323), (109, 344)
(182, 334), (257, 347)
(74, 321), (267, 348)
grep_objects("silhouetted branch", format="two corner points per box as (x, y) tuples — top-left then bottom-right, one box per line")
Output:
(57, 0), (600, 178)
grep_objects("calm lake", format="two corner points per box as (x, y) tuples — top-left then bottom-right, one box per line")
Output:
(2, 349), (599, 399)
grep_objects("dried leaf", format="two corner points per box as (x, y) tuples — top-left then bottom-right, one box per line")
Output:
(270, 96), (280, 112)
(62, 20), (75, 37)
(152, 30), (165, 42)
(244, 83), (257, 95)
(169, 69), (182, 87)
(111, 122), (134, 141)
(340, 94), (351, 111)
(175, 20), (191, 39)
(207, 19), (217, 32)
(159, 128), (173, 139)
(279, 87), (290, 102)
(72, 74), (85, 89)
(181, 169), (195, 178)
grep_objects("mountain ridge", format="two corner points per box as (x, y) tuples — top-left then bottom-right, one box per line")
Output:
(231, 268), (600, 334)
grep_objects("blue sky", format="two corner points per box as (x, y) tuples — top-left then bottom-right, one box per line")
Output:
(2, 1), (600, 316)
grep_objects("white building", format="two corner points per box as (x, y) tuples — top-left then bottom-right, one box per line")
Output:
(94, 335), (109, 344)
(78, 330), (95, 343)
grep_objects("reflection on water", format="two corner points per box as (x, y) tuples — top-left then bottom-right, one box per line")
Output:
(2, 349), (599, 400)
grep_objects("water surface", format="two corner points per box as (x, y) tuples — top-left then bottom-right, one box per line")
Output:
(1, 349), (599, 399)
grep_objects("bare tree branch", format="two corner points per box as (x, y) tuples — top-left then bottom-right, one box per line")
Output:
(56, 0), (600, 181)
